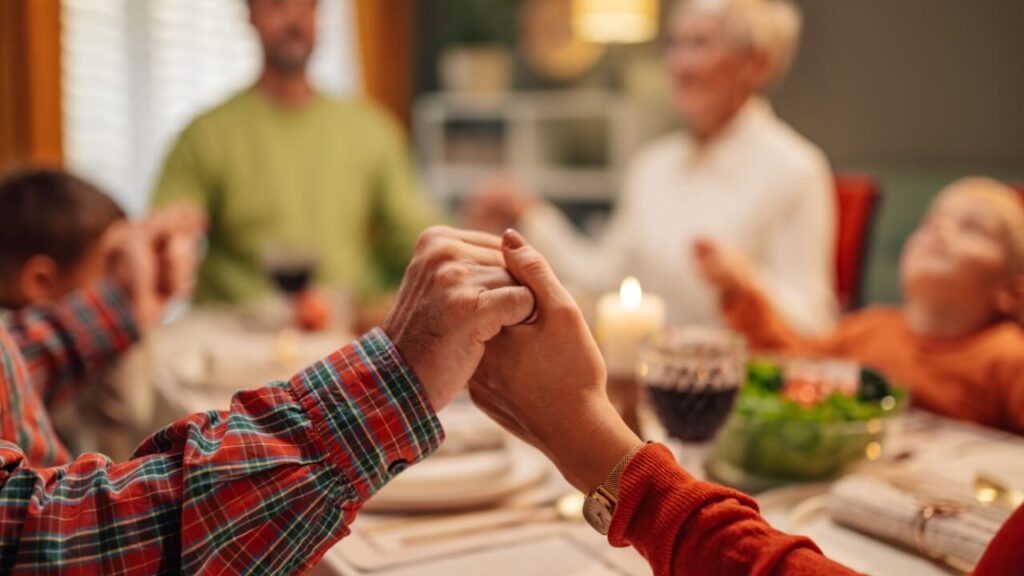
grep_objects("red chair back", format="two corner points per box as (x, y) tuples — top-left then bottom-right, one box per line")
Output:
(834, 174), (882, 311)
(1012, 183), (1024, 202)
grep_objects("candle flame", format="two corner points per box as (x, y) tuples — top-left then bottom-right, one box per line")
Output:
(619, 276), (643, 310)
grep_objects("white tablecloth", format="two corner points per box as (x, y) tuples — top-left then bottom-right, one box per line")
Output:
(148, 312), (1023, 576)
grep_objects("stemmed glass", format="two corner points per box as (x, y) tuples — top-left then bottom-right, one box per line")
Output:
(261, 242), (319, 368)
(639, 327), (747, 472)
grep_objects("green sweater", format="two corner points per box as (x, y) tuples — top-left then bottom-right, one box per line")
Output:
(152, 88), (435, 303)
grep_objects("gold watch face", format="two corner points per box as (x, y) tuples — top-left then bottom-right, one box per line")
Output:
(583, 490), (615, 535)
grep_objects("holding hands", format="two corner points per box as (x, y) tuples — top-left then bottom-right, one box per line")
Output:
(468, 230), (641, 492)
(462, 176), (537, 234)
(383, 226), (639, 492)
(382, 226), (537, 411)
(105, 203), (206, 328)
(693, 237), (756, 299)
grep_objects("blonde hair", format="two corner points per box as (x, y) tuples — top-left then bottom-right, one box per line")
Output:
(938, 177), (1024, 274)
(673, 0), (803, 87)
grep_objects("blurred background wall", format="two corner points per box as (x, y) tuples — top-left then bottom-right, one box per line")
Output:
(58, 0), (361, 213)
(777, 0), (1024, 303)
(0, 0), (64, 167)
(416, 0), (1024, 303)
(2, 0), (1021, 304)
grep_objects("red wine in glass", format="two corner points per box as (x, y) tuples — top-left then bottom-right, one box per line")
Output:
(269, 263), (314, 296)
(262, 245), (317, 298)
(640, 328), (747, 442)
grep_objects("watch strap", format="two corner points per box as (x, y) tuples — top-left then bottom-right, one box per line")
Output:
(601, 441), (650, 500)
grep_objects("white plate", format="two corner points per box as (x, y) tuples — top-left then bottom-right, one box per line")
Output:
(758, 484), (955, 576)
(364, 446), (548, 513)
(377, 450), (514, 496)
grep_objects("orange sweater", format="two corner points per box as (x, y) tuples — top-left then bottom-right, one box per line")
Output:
(612, 444), (1024, 576)
(722, 287), (1024, 435)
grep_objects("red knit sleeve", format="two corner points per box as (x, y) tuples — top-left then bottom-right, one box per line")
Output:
(720, 281), (816, 353)
(720, 281), (849, 357)
(607, 444), (861, 576)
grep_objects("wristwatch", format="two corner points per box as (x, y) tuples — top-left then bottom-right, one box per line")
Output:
(582, 442), (650, 535)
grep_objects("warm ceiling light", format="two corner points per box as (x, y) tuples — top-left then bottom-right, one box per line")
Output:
(573, 0), (660, 44)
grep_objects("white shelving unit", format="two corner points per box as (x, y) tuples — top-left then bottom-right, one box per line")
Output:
(414, 91), (646, 205)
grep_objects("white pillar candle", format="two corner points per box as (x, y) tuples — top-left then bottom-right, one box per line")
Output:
(596, 277), (667, 377)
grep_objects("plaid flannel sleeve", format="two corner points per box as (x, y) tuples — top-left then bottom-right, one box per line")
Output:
(6, 280), (138, 410)
(0, 327), (444, 575)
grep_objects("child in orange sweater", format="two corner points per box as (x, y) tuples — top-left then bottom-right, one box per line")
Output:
(695, 177), (1024, 434)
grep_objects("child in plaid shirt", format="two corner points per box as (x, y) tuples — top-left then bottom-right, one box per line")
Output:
(0, 167), (127, 309)
(0, 167), (202, 459)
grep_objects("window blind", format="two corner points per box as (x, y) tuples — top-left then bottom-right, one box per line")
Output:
(62, 0), (359, 213)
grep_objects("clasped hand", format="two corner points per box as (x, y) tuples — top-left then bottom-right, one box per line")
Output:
(384, 227), (641, 493)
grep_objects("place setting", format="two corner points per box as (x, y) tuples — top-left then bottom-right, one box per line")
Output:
(322, 401), (650, 576)
(591, 277), (1024, 576)
(149, 243), (355, 412)
(644, 341), (1024, 576)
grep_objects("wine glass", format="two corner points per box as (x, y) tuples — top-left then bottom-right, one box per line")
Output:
(260, 242), (319, 368)
(639, 327), (747, 442)
(262, 243), (318, 299)
(638, 327), (746, 475)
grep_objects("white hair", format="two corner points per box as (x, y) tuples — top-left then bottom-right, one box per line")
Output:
(674, 0), (803, 87)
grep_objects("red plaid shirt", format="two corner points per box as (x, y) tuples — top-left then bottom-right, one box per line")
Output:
(0, 282), (444, 574)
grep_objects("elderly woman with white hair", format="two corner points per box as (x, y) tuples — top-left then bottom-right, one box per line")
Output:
(468, 0), (837, 334)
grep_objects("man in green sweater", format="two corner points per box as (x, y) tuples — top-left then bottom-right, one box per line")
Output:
(152, 0), (435, 303)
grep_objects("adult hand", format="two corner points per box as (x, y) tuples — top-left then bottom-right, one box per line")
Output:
(143, 203), (205, 301)
(469, 230), (641, 492)
(462, 176), (537, 235)
(693, 238), (754, 299)
(382, 226), (536, 412)
(105, 204), (205, 329)
(104, 221), (160, 328)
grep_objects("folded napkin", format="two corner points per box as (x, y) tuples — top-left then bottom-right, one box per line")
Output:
(827, 475), (1008, 572)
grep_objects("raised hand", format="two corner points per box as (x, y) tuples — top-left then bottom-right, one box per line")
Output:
(469, 230), (640, 492)
(143, 203), (206, 301)
(104, 203), (205, 328)
(693, 237), (755, 297)
(462, 176), (537, 235)
(382, 226), (536, 412)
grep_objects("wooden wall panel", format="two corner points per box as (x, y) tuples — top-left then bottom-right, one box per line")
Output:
(355, 0), (414, 129)
(0, 0), (63, 170)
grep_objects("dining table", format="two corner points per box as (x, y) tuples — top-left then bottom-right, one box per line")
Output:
(144, 307), (1024, 576)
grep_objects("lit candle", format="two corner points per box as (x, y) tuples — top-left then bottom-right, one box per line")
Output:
(596, 277), (667, 377)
